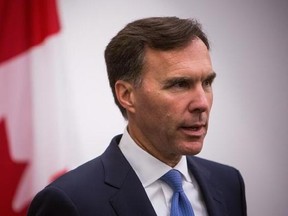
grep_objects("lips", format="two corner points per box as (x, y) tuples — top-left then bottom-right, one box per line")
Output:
(180, 124), (206, 137)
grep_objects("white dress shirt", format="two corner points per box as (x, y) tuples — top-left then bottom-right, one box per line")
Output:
(119, 128), (208, 216)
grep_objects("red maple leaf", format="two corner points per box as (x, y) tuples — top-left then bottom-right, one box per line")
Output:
(0, 119), (29, 216)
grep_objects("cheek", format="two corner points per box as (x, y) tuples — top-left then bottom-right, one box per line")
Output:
(136, 92), (163, 118)
(140, 90), (162, 109)
(137, 89), (183, 121)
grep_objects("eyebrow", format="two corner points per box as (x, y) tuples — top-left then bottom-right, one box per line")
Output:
(162, 71), (217, 87)
(206, 71), (217, 81)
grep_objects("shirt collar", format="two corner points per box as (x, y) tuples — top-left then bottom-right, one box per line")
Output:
(119, 128), (192, 187)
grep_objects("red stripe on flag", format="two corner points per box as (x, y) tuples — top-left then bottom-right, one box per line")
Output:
(0, 0), (60, 63)
(0, 119), (28, 216)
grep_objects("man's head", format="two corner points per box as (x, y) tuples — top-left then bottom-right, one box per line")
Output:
(105, 16), (210, 119)
(104, 17), (215, 166)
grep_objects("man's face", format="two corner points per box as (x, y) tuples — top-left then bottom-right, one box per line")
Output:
(127, 38), (215, 166)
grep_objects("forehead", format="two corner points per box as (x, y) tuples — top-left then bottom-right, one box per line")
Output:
(143, 39), (212, 78)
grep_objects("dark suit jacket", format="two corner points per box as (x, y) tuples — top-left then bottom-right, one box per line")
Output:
(27, 135), (247, 216)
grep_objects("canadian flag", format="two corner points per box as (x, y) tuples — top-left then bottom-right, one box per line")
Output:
(0, 0), (79, 215)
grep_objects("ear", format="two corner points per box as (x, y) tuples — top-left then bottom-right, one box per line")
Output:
(115, 80), (136, 114)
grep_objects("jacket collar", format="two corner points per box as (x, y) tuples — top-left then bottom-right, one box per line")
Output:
(101, 135), (157, 216)
(187, 157), (229, 216)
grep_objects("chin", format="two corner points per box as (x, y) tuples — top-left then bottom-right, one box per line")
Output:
(181, 142), (203, 156)
(184, 149), (202, 156)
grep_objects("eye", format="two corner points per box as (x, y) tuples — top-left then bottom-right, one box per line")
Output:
(173, 80), (190, 89)
(202, 79), (212, 88)
(202, 73), (216, 89)
(163, 78), (192, 90)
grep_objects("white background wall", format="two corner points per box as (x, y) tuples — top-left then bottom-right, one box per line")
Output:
(58, 0), (288, 215)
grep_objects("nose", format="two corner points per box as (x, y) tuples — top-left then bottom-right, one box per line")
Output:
(188, 85), (211, 114)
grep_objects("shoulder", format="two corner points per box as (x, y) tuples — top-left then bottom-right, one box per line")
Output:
(51, 156), (103, 189)
(28, 155), (116, 215)
(49, 134), (123, 192)
(187, 156), (247, 215)
(187, 156), (245, 197)
(28, 136), (125, 215)
(27, 185), (79, 215)
(187, 156), (241, 176)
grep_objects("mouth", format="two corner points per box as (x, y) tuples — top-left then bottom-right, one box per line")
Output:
(180, 124), (207, 137)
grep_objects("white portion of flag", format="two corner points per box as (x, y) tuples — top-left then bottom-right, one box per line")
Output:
(0, 33), (80, 211)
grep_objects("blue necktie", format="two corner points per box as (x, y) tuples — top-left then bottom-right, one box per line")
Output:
(161, 169), (195, 216)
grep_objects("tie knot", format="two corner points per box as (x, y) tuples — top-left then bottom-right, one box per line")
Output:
(161, 169), (183, 192)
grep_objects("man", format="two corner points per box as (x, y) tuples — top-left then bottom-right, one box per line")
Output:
(28, 17), (247, 216)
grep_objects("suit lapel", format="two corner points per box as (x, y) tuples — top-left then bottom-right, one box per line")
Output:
(187, 157), (229, 216)
(101, 135), (157, 216)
